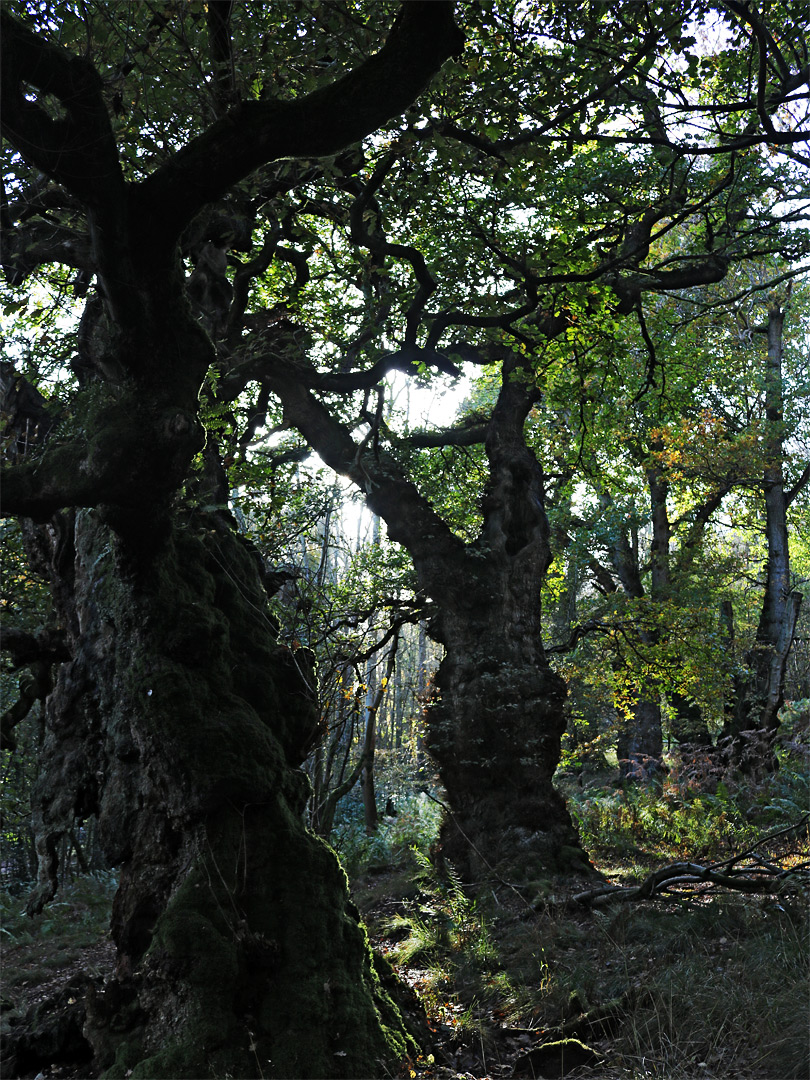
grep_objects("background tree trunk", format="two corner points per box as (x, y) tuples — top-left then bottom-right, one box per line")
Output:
(616, 700), (664, 784)
(362, 654), (381, 836)
(724, 303), (803, 773)
(605, 499), (666, 783)
(668, 692), (714, 748)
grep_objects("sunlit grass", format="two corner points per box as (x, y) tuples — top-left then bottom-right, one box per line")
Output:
(353, 761), (809, 1080)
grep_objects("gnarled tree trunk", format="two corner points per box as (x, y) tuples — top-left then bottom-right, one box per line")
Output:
(26, 508), (413, 1079)
(1, 5), (463, 1073)
(425, 591), (583, 883)
(423, 365), (585, 878)
(271, 352), (593, 883)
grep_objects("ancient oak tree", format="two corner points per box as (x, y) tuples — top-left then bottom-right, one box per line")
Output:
(1, 3), (462, 1077)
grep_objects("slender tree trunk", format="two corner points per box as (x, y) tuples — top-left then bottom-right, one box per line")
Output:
(719, 599), (737, 726)
(362, 633), (400, 834)
(312, 675), (360, 839)
(26, 509), (413, 1079)
(414, 620), (430, 765)
(393, 658), (405, 750)
(362, 655), (380, 835)
(725, 303), (803, 772)
(308, 739), (326, 834)
(417, 621), (429, 699)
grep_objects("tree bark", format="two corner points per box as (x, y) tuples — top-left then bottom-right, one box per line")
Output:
(270, 354), (593, 882)
(26, 509), (413, 1079)
(724, 303), (803, 773)
(425, 593), (585, 882)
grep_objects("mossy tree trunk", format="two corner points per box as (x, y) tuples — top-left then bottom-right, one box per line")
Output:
(27, 510), (411, 1079)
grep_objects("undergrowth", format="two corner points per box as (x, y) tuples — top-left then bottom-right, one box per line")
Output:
(563, 761), (809, 868)
(331, 788), (443, 878)
(0, 870), (116, 1003)
(0, 870), (117, 950)
(587, 895), (810, 1079)
(351, 745), (810, 1080)
(374, 849), (498, 1042)
(387, 850), (493, 966)
(360, 841), (809, 1079)
(4, 735), (808, 1080)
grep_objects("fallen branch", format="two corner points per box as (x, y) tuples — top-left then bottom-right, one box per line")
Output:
(505, 989), (635, 1043)
(574, 814), (810, 907)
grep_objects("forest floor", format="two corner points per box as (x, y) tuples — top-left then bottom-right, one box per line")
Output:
(0, 872), (117, 1079)
(1, 799), (808, 1080)
(353, 817), (809, 1080)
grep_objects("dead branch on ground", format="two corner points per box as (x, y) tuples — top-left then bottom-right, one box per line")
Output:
(574, 814), (810, 907)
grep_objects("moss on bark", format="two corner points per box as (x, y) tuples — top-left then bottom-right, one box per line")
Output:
(31, 508), (414, 1078)
(425, 628), (594, 883)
